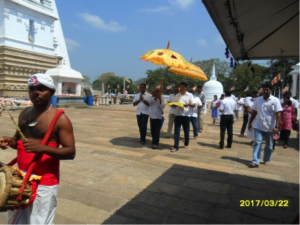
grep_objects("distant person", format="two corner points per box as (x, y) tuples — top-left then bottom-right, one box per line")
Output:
(280, 96), (295, 148)
(165, 87), (179, 138)
(239, 93), (252, 137)
(290, 96), (299, 118)
(149, 88), (165, 149)
(248, 83), (282, 167)
(210, 95), (218, 125)
(231, 93), (236, 101)
(235, 95), (244, 120)
(188, 87), (202, 139)
(246, 91), (259, 145)
(133, 83), (152, 144)
(283, 92), (299, 117)
(171, 82), (195, 152)
(160, 113), (165, 131)
(216, 90), (237, 149)
(216, 94), (225, 121)
(194, 86), (206, 133)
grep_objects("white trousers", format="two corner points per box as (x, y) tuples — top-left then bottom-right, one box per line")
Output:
(8, 185), (59, 224)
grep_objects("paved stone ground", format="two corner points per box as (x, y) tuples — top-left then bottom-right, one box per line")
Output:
(0, 105), (299, 224)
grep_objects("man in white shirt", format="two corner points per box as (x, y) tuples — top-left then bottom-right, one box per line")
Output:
(231, 93), (236, 101)
(149, 88), (165, 149)
(171, 82), (195, 152)
(235, 95), (244, 120)
(194, 86), (206, 133)
(133, 83), (152, 144)
(216, 90), (237, 149)
(165, 86), (179, 138)
(248, 83), (282, 167)
(239, 92), (253, 137)
(188, 87), (202, 139)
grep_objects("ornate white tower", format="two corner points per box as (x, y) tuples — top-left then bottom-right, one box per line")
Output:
(0, 0), (83, 96)
(203, 64), (224, 101)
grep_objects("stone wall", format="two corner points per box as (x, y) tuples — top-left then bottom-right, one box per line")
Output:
(0, 46), (60, 96)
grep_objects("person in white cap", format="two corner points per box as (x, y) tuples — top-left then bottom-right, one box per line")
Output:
(0, 73), (76, 224)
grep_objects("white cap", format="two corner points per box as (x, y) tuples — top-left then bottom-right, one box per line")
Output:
(28, 73), (56, 90)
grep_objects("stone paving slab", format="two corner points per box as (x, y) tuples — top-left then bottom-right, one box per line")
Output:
(0, 105), (298, 224)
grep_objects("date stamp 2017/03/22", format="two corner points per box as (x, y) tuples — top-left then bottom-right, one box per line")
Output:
(240, 200), (289, 207)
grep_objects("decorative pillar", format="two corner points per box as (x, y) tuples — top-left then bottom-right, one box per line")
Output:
(292, 74), (298, 97)
(76, 83), (81, 96)
(289, 63), (299, 97)
(57, 82), (62, 95)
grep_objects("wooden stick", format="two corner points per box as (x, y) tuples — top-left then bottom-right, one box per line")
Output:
(0, 107), (26, 141)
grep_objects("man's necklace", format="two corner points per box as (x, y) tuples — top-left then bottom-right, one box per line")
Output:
(28, 104), (52, 127)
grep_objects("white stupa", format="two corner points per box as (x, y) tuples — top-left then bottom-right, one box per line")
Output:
(0, 0), (83, 96)
(203, 64), (224, 101)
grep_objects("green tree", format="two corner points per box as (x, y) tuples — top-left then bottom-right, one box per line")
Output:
(106, 76), (123, 93)
(134, 77), (147, 86)
(82, 75), (92, 88)
(124, 78), (135, 94)
(193, 58), (232, 79)
(92, 73), (137, 94)
(82, 75), (91, 84)
(144, 67), (199, 95)
(228, 62), (268, 96)
(265, 59), (298, 93)
(92, 72), (116, 90)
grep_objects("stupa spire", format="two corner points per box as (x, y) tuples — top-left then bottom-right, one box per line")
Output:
(210, 64), (217, 81)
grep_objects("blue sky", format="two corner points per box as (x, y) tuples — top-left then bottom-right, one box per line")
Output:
(57, 0), (232, 82)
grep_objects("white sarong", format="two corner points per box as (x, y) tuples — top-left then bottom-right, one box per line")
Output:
(8, 185), (59, 224)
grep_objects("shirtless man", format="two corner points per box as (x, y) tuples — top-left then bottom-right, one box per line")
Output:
(0, 73), (76, 224)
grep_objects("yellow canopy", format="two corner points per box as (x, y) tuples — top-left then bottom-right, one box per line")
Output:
(169, 67), (208, 81)
(140, 42), (190, 69)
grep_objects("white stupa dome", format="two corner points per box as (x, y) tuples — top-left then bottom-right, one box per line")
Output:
(203, 64), (224, 101)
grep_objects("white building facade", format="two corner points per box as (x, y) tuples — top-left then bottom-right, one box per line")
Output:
(0, 0), (82, 96)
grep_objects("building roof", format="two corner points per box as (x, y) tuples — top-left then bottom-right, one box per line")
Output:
(46, 64), (83, 80)
(202, 0), (299, 60)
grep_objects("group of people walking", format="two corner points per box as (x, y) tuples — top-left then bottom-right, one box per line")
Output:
(239, 88), (298, 151)
(133, 82), (206, 151)
(213, 83), (298, 167)
(134, 82), (298, 168)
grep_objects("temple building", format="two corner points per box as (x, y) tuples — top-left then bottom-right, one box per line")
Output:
(0, 0), (83, 96)
(203, 64), (224, 101)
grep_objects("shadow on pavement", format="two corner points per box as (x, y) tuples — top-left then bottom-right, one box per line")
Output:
(197, 142), (218, 148)
(232, 140), (253, 145)
(110, 136), (172, 150)
(110, 137), (148, 148)
(102, 164), (299, 224)
(283, 137), (299, 151)
(221, 156), (251, 167)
